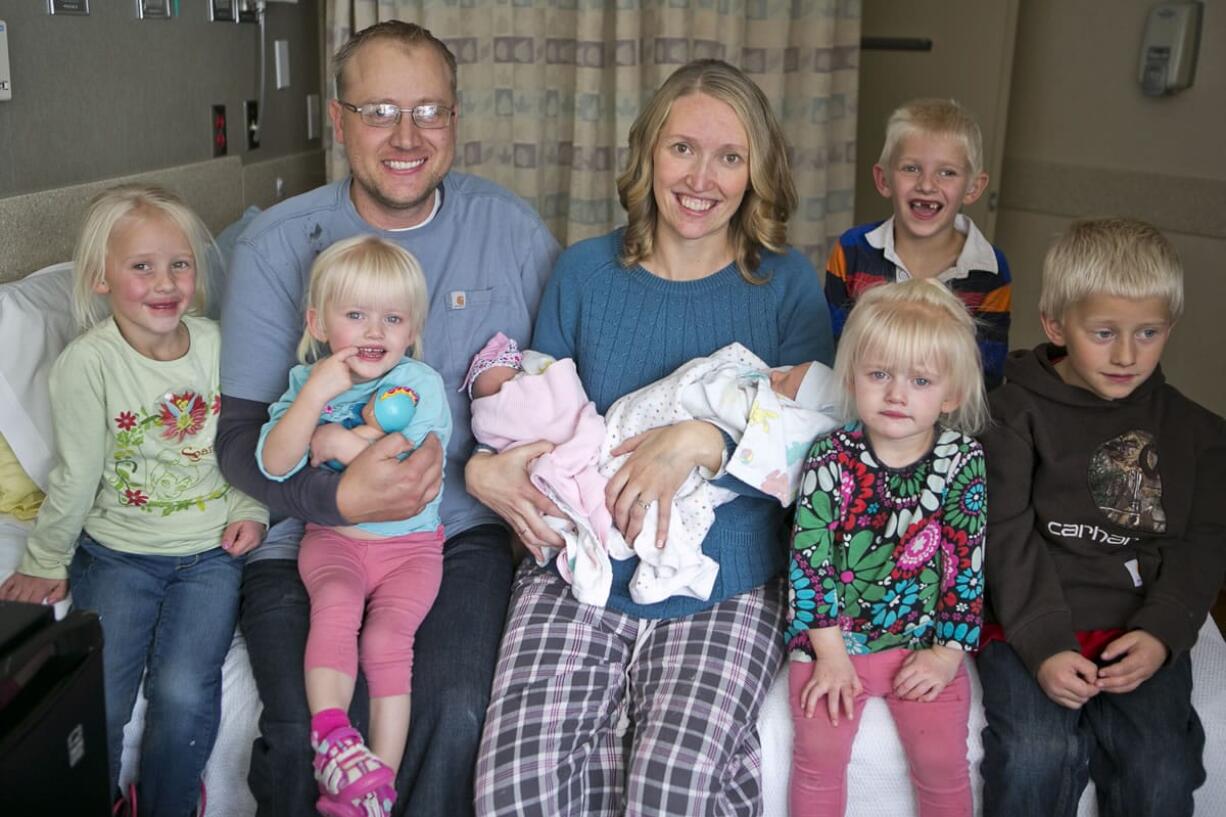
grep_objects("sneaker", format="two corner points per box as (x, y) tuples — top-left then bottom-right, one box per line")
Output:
(311, 725), (394, 802)
(356, 785), (396, 817)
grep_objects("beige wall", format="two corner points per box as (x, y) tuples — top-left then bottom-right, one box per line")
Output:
(995, 0), (1226, 415)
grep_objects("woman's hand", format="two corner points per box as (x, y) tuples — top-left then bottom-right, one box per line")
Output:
(799, 627), (862, 726)
(605, 420), (724, 548)
(465, 443), (566, 560)
(893, 644), (964, 702)
(0, 572), (68, 605)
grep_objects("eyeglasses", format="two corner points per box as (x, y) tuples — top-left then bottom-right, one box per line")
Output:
(337, 101), (455, 130)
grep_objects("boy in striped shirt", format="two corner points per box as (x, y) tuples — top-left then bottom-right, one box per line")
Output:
(825, 98), (1011, 388)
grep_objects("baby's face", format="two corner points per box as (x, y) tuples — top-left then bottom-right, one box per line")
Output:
(472, 365), (521, 399)
(769, 362), (812, 401)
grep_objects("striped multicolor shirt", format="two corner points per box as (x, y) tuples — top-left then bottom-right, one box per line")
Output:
(824, 215), (1011, 389)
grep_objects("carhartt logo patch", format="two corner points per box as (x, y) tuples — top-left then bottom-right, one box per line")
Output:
(449, 291), (467, 310)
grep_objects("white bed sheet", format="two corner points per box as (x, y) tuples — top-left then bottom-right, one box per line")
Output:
(759, 618), (1226, 817)
(4, 514), (1223, 816)
(0, 516), (261, 817)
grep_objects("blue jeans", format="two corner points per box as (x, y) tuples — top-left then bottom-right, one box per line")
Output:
(977, 640), (1206, 817)
(240, 524), (513, 817)
(68, 535), (243, 817)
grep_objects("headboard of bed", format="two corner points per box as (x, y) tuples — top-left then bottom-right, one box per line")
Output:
(0, 156), (244, 284)
(0, 151), (326, 284)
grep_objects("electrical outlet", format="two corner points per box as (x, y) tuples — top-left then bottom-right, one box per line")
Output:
(47, 0), (90, 14)
(244, 100), (260, 150)
(136, 0), (172, 20)
(209, 0), (235, 22)
(212, 105), (227, 156)
(237, 0), (258, 23)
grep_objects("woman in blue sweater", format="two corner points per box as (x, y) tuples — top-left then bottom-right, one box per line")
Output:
(468, 59), (835, 816)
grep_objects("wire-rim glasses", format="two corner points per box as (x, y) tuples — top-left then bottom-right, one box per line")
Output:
(337, 100), (455, 129)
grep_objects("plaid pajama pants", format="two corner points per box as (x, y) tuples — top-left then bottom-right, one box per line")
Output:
(474, 563), (785, 817)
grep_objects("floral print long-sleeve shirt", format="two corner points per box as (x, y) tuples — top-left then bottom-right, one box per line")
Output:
(785, 424), (987, 660)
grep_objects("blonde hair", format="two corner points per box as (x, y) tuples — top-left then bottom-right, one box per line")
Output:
(72, 184), (214, 330)
(1039, 217), (1184, 323)
(616, 59), (796, 283)
(297, 235), (429, 363)
(835, 279), (988, 435)
(878, 98), (984, 176)
(333, 20), (457, 101)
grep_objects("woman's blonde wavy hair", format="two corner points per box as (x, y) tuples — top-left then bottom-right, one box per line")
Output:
(72, 184), (214, 330)
(616, 59), (797, 283)
(835, 278), (989, 436)
(297, 235), (429, 364)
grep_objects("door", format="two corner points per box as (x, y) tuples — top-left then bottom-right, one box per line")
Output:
(855, 1), (1019, 239)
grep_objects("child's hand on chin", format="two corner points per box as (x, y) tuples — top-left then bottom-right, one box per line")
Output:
(304, 347), (362, 399)
(893, 644), (963, 701)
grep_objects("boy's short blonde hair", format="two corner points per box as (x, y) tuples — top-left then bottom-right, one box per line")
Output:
(878, 98), (984, 176)
(835, 278), (988, 436)
(72, 183), (214, 330)
(298, 235), (429, 363)
(1039, 217), (1184, 323)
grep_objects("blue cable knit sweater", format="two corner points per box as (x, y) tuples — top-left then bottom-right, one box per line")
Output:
(531, 229), (835, 618)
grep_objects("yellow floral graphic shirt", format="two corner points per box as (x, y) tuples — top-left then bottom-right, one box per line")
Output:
(21, 316), (267, 580)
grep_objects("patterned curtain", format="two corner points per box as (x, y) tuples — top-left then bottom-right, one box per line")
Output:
(326, 0), (860, 265)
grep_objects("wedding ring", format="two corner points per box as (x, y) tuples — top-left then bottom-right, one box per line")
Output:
(635, 499), (651, 511)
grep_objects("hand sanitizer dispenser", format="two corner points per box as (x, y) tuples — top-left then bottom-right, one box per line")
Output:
(1138, 2), (1203, 96)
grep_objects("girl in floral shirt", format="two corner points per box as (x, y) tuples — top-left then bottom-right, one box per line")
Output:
(785, 279), (988, 817)
(0, 184), (268, 816)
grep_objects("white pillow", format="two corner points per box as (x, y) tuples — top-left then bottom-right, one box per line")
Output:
(0, 263), (84, 490)
(0, 209), (257, 490)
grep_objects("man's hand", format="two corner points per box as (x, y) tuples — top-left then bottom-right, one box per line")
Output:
(1036, 651), (1100, 709)
(337, 432), (443, 524)
(1096, 630), (1168, 694)
(465, 442), (566, 560)
(221, 520), (267, 557)
(892, 644), (964, 702)
(0, 572), (68, 605)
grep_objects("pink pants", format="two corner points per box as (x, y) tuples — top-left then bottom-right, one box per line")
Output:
(788, 649), (972, 817)
(298, 523), (444, 698)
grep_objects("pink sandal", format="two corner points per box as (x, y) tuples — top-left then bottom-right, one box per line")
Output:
(311, 725), (393, 806)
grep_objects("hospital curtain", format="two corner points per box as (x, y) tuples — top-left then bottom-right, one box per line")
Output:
(325, 0), (860, 264)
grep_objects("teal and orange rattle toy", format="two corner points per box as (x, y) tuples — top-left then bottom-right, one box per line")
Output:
(324, 386), (420, 471)
(372, 385), (418, 432)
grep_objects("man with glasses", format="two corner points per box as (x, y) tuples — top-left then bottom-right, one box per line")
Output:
(216, 20), (559, 817)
